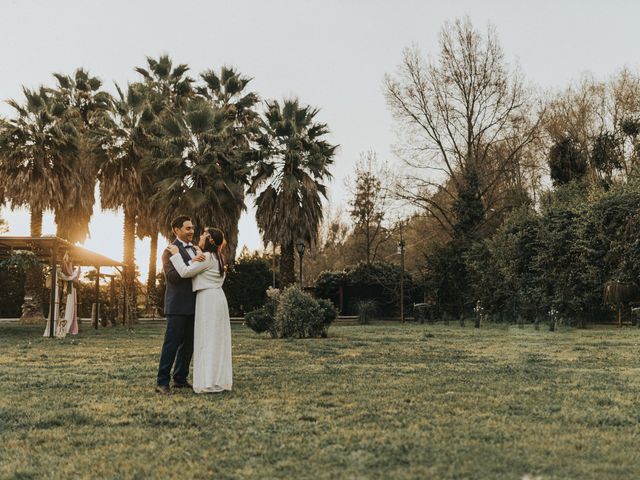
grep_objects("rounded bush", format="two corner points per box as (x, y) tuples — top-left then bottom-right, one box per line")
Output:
(275, 285), (325, 338)
(244, 307), (274, 334)
(317, 298), (338, 326)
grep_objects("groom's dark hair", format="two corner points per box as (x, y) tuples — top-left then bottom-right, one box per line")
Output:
(171, 215), (192, 232)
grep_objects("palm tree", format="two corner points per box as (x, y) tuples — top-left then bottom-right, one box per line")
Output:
(194, 66), (260, 261)
(0, 86), (80, 322)
(151, 66), (259, 263)
(152, 95), (251, 260)
(52, 68), (111, 243)
(94, 83), (152, 325)
(135, 55), (194, 110)
(134, 55), (194, 313)
(250, 99), (337, 287)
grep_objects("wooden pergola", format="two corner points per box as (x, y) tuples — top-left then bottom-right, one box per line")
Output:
(0, 236), (125, 337)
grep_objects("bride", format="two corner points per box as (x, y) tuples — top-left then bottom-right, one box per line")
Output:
(167, 227), (232, 393)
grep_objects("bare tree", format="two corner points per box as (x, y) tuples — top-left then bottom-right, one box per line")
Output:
(345, 150), (394, 263)
(385, 17), (543, 238)
(302, 206), (352, 282)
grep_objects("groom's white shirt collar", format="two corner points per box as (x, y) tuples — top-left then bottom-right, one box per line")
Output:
(176, 238), (194, 248)
(176, 238), (196, 260)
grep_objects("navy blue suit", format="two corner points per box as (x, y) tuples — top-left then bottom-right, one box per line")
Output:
(156, 239), (197, 387)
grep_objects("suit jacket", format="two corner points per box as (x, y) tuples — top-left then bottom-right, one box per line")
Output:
(162, 239), (197, 316)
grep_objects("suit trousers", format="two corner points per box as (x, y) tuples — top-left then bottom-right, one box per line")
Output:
(156, 314), (195, 386)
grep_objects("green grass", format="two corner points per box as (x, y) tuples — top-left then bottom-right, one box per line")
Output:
(2, 321), (640, 479)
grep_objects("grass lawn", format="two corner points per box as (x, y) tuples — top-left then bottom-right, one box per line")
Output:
(2, 321), (640, 479)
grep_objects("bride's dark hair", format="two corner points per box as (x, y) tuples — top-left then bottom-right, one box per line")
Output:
(202, 227), (225, 274)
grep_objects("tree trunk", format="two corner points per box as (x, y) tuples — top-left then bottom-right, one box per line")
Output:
(144, 230), (158, 316)
(226, 218), (240, 266)
(122, 207), (137, 326)
(366, 223), (371, 264)
(55, 213), (69, 241)
(30, 207), (43, 237)
(20, 206), (45, 324)
(279, 241), (296, 288)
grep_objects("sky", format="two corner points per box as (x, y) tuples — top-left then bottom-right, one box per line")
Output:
(1, 0), (639, 280)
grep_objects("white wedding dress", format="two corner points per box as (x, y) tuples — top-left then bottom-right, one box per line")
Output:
(170, 252), (232, 393)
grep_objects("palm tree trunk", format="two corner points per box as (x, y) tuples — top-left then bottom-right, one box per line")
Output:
(20, 206), (45, 324)
(144, 230), (158, 316)
(122, 207), (137, 326)
(55, 224), (68, 241)
(54, 208), (68, 241)
(226, 222), (240, 266)
(279, 241), (296, 288)
(30, 206), (43, 237)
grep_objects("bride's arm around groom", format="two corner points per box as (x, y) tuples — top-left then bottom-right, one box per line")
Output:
(167, 245), (212, 279)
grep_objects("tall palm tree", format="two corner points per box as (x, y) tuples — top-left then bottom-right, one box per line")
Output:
(94, 83), (152, 325)
(152, 95), (251, 259)
(151, 65), (259, 263)
(250, 99), (337, 287)
(135, 55), (194, 312)
(52, 68), (111, 243)
(194, 66), (260, 261)
(0, 86), (79, 322)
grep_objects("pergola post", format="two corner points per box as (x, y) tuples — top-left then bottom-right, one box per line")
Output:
(48, 244), (57, 338)
(109, 276), (116, 326)
(93, 266), (100, 330)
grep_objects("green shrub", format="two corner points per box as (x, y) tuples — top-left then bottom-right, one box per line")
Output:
(356, 299), (378, 324)
(0, 251), (39, 318)
(224, 255), (274, 316)
(275, 285), (326, 338)
(314, 271), (344, 304)
(244, 307), (274, 334)
(316, 262), (419, 316)
(244, 287), (280, 337)
(245, 286), (334, 338)
(264, 287), (281, 317)
(413, 303), (432, 324)
(317, 298), (338, 326)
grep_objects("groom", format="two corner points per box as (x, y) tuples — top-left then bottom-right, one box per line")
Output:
(155, 215), (204, 395)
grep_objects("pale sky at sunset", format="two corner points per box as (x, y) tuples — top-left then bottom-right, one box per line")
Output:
(2, 0), (639, 281)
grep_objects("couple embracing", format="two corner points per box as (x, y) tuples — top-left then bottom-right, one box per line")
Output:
(155, 215), (232, 395)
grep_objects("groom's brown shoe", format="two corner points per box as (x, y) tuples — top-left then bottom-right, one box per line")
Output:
(155, 385), (172, 395)
(173, 381), (193, 389)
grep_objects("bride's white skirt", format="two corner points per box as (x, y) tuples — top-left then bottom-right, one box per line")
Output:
(193, 287), (233, 393)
